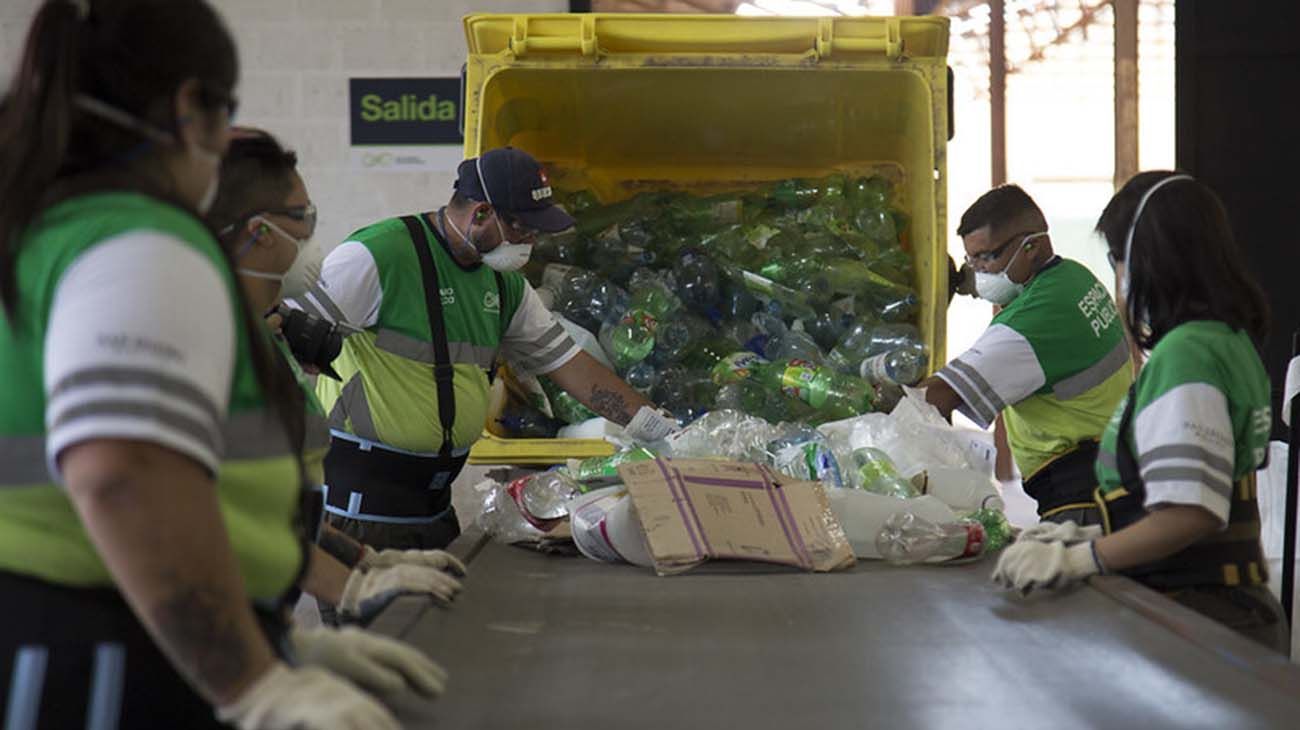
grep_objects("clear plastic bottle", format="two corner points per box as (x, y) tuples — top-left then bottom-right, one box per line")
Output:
(859, 347), (928, 387)
(875, 512), (987, 565)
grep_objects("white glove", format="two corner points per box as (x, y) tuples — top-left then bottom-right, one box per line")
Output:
(1016, 520), (1102, 546)
(359, 546), (467, 576)
(623, 405), (678, 443)
(991, 540), (1103, 595)
(216, 662), (399, 730)
(339, 563), (462, 623)
(1283, 355), (1299, 427)
(289, 626), (447, 698)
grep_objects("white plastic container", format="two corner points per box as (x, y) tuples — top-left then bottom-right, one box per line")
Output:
(566, 486), (654, 568)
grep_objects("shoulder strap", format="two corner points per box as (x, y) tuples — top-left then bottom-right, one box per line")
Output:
(400, 214), (455, 457)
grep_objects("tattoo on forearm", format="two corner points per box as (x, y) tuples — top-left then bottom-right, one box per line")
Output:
(317, 526), (365, 568)
(149, 583), (252, 693)
(589, 384), (633, 424)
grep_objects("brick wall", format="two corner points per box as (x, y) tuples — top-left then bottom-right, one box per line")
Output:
(1, 0), (567, 250)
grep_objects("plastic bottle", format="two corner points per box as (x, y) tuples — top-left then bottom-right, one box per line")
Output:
(653, 315), (714, 365)
(624, 360), (657, 396)
(675, 249), (722, 314)
(845, 175), (891, 210)
(540, 377), (598, 425)
(850, 447), (919, 498)
(627, 276), (683, 321)
(599, 309), (658, 371)
(875, 512), (987, 565)
(752, 359), (882, 421)
(968, 507), (1013, 553)
(512, 469), (584, 528)
(826, 320), (877, 375)
(859, 347), (928, 387)
(770, 174), (847, 209)
(767, 319), (825, 365)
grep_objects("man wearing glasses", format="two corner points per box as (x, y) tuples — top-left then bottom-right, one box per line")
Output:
(289, 147), (672, 550)
(921, 185), (1132, 526)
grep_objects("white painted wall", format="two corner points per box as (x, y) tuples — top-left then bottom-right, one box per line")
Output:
(1, 0), (567, 250)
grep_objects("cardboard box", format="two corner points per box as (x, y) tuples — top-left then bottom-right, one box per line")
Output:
(618, 458), (856, 576)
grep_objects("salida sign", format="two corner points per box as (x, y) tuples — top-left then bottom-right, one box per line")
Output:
(349, 77), (462, 146)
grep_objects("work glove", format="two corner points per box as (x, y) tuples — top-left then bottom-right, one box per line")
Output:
(1015, 520), (1102, 546)
(358, 546), (467, 576)
(289, 626), (447, 699)
(991, 539), (1105, 596)
(623, 405), (679, 444)
(1284, 354), (1299, 427)
(948, 258), (977, 300)
(216, 662), (399, 730)
(339, 562), (462, 623)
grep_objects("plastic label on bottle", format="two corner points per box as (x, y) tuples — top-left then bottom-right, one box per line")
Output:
(957, 522), (987, 559)
(711, 351), (768, 385)
(779, 360), (828, 409)
(861, 352), (893, 384)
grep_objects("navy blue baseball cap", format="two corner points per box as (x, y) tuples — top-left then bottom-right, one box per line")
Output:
(454, 147), (574, 233)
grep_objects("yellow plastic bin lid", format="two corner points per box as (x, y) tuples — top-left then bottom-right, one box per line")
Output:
(468, 431), (616, 465)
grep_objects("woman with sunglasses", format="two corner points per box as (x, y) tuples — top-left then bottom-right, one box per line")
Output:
(0, 2), (404, 727)
(994, 172), (1286, 652)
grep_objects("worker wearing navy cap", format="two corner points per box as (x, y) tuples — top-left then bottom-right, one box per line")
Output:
(287, 147), (675, 550)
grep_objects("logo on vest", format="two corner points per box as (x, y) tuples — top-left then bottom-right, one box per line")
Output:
(440, 287), (455, 306)
(483, 290), (501, 313)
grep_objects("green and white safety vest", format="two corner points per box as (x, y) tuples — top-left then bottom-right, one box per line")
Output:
(0, 193), (304, 602)
(318, 215), (526, 453)
(938, 258), (1132, 479)
(1094, 321), (1271, 587)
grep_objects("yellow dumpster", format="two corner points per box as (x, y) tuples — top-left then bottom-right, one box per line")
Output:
(462, 13), (951, 464)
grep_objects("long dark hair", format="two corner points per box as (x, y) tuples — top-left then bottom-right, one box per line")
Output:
(0, 1), (300, 449)
(1096, 171), (1269, 351)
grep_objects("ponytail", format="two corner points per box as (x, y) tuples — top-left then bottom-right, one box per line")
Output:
(0, 0), (84, 318)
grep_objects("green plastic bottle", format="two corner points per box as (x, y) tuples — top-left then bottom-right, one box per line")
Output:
(753, 359), (882, 421)
(850, 447), (919, 498)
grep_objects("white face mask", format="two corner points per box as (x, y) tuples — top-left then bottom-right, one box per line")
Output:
(973, 231), (1046, 305)
(237, 217), (319, 299)
(479, 216), (533, 271)
(444, 208), (534, 272)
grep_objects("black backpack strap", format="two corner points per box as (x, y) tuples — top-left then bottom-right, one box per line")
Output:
(400, 214), (456, 458)
(488, 270), (506, 384)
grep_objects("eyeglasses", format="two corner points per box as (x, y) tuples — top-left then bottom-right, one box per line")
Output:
(965, 230), (1046, 268)
(496, 211), (540, 240)
(260, 203), (317, 237)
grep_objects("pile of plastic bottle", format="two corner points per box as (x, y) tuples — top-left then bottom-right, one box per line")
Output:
(478, 405), (1015, 567)
(498, 173), (931, 434)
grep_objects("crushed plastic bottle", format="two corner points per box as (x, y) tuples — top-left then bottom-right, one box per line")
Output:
(875, 511), (987, 565)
